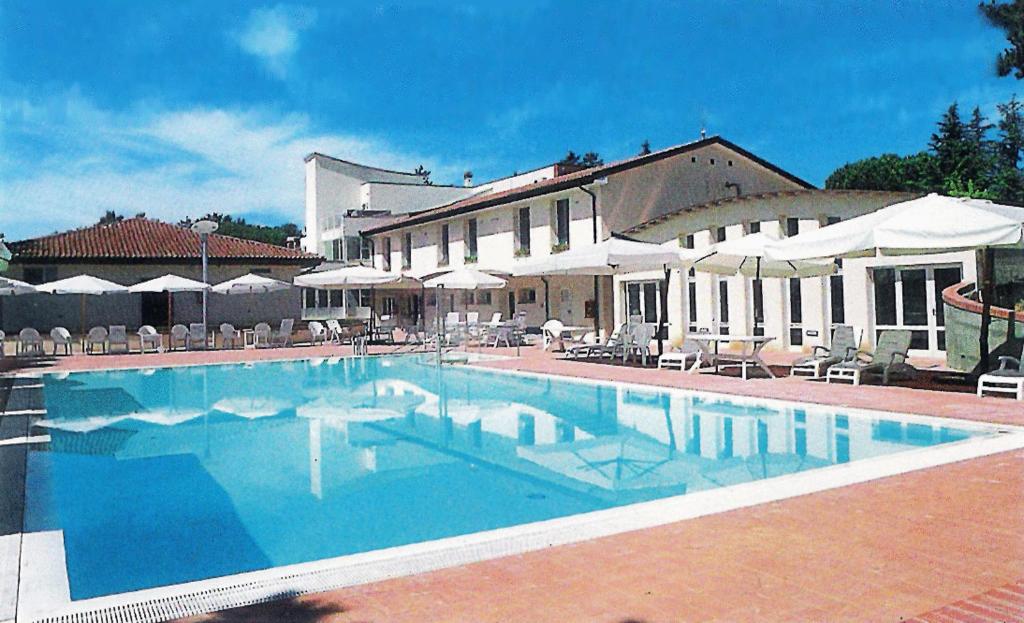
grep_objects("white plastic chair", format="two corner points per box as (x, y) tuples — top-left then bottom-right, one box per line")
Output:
(17, 328), (44, 357)
(325, 319), (345, 343)
(108, 325), (130, 354)
(187, 323), (207, 350)
(308, 321), (328, 346)
(541, 319), (565, 351)
(85, 326), (108, 355)
(272, 318), (294, 347)
(622, 323), (656, 366)
(138, 325), (162, 353)
(50, 327), (73, 356)
(219, 323), (241, 349)
(254, 322), (272, 348)
(169, 324), (188, 350)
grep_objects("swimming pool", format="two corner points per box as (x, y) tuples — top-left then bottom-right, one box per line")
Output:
(17, 355), (1019, 620)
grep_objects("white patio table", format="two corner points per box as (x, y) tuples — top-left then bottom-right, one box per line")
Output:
(691, 334), (776, 380)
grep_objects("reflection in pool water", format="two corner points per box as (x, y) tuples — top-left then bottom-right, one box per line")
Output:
(27, 355), (978, 600)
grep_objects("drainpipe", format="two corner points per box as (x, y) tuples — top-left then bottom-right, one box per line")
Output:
(579, 185), (600, 336)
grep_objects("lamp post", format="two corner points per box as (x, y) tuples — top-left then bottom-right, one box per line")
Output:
(191, 220), (219, 336)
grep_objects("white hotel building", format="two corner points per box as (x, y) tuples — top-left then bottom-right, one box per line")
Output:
(303, 136), (975, 356)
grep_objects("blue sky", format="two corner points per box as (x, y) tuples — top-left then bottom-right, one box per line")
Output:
(1, 1), (1020, 240)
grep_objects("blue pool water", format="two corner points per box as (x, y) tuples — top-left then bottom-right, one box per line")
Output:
(26, 355), (982, 600)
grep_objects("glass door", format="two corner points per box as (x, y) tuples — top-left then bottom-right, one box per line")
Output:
(872, 264), (962, 354)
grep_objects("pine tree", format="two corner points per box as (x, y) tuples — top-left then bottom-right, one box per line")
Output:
(558, 151), (581, 166)
(993, 95), (1024, 202)
(980, 0), (1024, 78)
(639, 140), (652, 156)
(581, 152), (603, 167)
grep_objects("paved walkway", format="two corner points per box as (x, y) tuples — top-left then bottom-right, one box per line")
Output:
(4, 343), (1022, 622)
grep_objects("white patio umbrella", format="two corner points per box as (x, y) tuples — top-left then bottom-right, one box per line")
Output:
(295, 266), (410, 336)
(423, 268), (506, 339)
(129, 274), (211, 328)
(514, 236), (694, 353)
(37, 274), (129, 336)
(690, 231), (836, 279)
(212, 273), (290, 294)
(766, 193), (1024, 261)
(293, 265), (402, 288)
(513, 236), (688, 276)
(0, 277), (37, 296)
(212, 273), (291, 326)
(766, 193), (1024, 369)
(689, 231), (836, 334)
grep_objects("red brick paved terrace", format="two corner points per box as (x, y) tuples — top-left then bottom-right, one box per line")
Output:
(4, 342), (1022, 622)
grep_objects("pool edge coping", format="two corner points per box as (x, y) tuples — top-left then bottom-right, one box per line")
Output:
(15, 355), (1024, 622)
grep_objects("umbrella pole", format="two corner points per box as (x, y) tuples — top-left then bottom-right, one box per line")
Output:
(79, 293), (86, 338)
(658, 265), (669, 356)
(754, 258), (762, 335)
(979, 247), (995, 373)
(592, 275), (600, 337)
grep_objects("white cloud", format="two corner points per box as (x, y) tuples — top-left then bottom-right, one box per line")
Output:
(233, 5), (317, 78)
(0, 92), (462, 240)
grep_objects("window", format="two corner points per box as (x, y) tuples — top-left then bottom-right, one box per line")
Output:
(515, 206), (531, 255)
(749, 221), (761, 233)
(714, 226), (727, 243)
(752, 279), (765, 336)
(22, 266), (57, 284)
(383, 237), (392, 271)
(517, 288), (537, 304)
(789, 278), (803, 345)
(330, 239), (343, 261)
(477, 291), (492, 305)
(402, 232), (412, 269)
(303, 288), (317, 308)
(786, 217), (800, 237)
(360, 236), (374, 261)
(329, 290), (343, 307)
(727, 160), (733, 167)
(625, 281), (660, 324)
(554, 198), (570, 248)
(382, 296), (397, 316)
(439, 224), (450, 266)
(465, 218), (478, 261)
(717, 277), (729, 331)
(680, 233), (695, 249)
(709, 158), (716, 165)
(691, 156), (697, 163)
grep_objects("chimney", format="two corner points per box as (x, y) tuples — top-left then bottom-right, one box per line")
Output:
(463, 171), (473, 187)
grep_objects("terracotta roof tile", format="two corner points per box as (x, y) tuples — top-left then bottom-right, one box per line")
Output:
(10, 218), (319, 264)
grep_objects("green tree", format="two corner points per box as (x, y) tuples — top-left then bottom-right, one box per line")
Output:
(980, 0), (1024, 78)
(413, 164), (432, 185)
(178, 213), (301, 247)
(97, 210), (124, 225)
(558, 150), (581, 166)
(639, 140), (652, 156)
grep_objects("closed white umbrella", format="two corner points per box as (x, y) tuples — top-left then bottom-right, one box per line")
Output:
(766, 193), (1024, 369)
(38, 274), (128, 336)
(130, 274), (211, 328)
(766, 193), (1024, 261)
(690, 231), (836, 279)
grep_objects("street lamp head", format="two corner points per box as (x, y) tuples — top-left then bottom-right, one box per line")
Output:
(191, 220), (219, 235)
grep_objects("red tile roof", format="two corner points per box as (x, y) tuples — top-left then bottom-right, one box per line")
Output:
(10, 218), (319, 264)
(361, 136), (815, 235)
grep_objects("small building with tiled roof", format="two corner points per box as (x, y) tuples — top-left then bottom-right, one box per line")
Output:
(3, 219), (319, 334)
